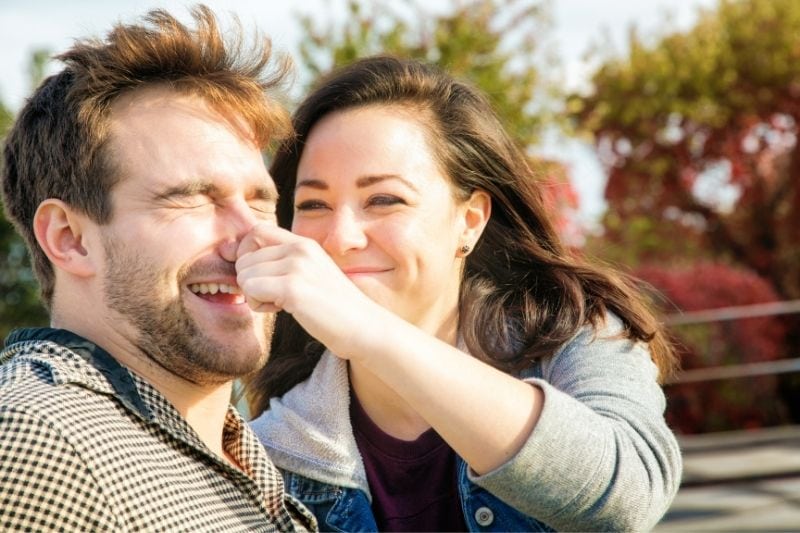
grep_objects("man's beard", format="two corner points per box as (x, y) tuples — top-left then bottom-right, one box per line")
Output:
(102, 236), (272, 385)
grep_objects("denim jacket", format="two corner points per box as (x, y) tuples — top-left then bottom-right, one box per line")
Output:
(279, 458), (554, 532)
(251, 314), (682, 532)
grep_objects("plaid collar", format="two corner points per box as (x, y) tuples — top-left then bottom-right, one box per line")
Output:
(1, 327), (317, 531)
(2, 328), (251, 465)
(3, 327), (276, 486)
(4, 327), (154, 420)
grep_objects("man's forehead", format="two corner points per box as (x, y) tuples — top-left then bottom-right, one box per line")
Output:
(104, 88), (271, 196)
(111, 85), (193, 116)
(109, 86), (257, 142)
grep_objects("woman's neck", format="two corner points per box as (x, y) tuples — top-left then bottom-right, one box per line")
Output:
(349, 360), (430, 440)
(347, 303), (460, 440)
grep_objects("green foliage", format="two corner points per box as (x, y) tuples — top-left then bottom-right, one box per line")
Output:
(573, 0), (800, 302)
(0, 213), (48, 341)
(585, 211), (711, 268)
(573, 0), (800, 431)
(0, 53), (50, 342)
(28, 49), (52, 92)
(0, 104), (11, 134)
(296, 0), (556, 147)
(573, 0), (800, 135)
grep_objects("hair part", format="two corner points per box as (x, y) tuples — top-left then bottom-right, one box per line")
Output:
(244, 55), (678, 415)
(1, 4), (292, 306)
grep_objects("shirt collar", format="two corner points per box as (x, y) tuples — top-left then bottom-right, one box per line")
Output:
(3, 327), (155, 422)
(4, 329), (260, 468)
(3, 327), (315, 527)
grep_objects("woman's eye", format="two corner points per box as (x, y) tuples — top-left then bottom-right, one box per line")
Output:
(367, 194), (405, 207)
(295, 199), (329, 211)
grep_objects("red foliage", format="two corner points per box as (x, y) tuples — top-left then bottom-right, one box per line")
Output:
(574, 0), (800, 432)
(573, 0), (800, 303)
(635, 262), (790, 433)
(531, 158), (584, 247)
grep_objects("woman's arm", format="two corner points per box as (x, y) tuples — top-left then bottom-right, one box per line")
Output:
(236, 223), (681, 530)
(470, 318), (682, 531)
(236, 223), (542, 474)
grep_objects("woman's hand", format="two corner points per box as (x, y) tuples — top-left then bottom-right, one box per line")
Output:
(235, 222), (381, 357)
(237, 224), (542, 476)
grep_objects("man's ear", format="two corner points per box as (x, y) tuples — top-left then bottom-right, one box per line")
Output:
(459, 189), (491, 251)
(33, 199), (98, 278)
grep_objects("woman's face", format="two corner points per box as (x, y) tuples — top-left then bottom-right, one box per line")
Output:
(293, 105), (472, 334)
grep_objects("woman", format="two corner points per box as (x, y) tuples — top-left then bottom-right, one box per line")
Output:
(237, 56), (682, 532)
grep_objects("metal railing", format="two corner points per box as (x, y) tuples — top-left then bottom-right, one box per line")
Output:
(664, 299), (800, 326)
(663, 299), (800, 385)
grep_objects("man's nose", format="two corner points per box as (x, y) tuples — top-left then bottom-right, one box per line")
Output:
(321, 209), (368, 255)
(219, 201), (269, 262)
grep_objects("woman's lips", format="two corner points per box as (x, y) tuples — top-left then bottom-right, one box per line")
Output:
(341, 267), (391, 276)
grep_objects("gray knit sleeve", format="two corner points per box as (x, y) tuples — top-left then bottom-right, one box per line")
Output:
(468, 314), (682, 532)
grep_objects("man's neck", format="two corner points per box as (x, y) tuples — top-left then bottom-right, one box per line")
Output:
(51, 316), (234, 459)
(146, 366), (234, 459)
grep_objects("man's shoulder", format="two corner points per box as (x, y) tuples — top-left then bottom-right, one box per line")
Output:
(0, 341), (131, 446)
(0, 341), (63, 405)
(1, 339), (90, 402)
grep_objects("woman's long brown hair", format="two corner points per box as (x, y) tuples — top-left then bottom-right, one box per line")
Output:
(244, 56), (677, 416)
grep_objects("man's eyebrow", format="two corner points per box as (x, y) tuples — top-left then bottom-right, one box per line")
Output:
(296, 175), (419, 192)
(153, 180), (277, 201)
(154, 181), (218, 200)
(251, 185), (278, 201)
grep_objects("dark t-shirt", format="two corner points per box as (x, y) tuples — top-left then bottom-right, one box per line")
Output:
(350, 391), (468, 532)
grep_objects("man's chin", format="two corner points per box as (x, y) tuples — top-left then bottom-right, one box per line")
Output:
(192, 304), (253, 329)
(210, 333), (269, 368)
(179, 343), (268, 385)
(186, 310), (272, 377)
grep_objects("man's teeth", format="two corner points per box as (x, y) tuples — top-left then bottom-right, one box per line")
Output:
(189, 283), (242, 295)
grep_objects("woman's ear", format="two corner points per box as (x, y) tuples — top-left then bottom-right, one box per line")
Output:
(459, 189), (491, 254)
(33, 199), (98, 278)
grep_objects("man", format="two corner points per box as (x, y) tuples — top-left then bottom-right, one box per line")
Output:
(0, 5), (315, 531)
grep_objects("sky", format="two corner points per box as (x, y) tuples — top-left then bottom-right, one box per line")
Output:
(0, 0), (718, 225)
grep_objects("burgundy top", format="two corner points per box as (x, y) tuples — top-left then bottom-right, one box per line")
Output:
(350, 391), (468, 532)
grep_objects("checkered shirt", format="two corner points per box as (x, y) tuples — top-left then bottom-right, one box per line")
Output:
(0, 328), (317, 532)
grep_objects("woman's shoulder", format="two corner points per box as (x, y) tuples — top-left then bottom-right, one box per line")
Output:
(532, 311), (657, 383)
(558, 311), (639, 353)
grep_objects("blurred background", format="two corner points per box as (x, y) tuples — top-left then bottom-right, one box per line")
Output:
(2, 0), (799, 529)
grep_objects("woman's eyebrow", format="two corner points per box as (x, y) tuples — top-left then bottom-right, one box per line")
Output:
(296, 178), (328, 190)
(356, 174), (419, 192)
(295, 174), (419, 192)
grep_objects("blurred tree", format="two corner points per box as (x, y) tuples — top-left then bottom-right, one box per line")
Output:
(572, 0), (800, 302)
(294, 0), (583, 238)
(297, 0), (557, 147)
(0, 100), (11, 132)
(0, 50), (51, 341)
(28, 49), (52, 93)
(572, 0), (800, 429)
(636, 262), (789, 433)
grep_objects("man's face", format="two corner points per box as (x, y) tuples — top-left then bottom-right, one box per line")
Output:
(100, 88), (277, 384)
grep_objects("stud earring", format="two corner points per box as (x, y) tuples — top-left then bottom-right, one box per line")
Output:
(460, 244), (471, 255)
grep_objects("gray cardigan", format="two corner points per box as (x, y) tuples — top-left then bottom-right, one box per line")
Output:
(251, 314), (682, 531)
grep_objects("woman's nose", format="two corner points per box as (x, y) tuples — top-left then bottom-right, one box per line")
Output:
(321, 209), (368, 255)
